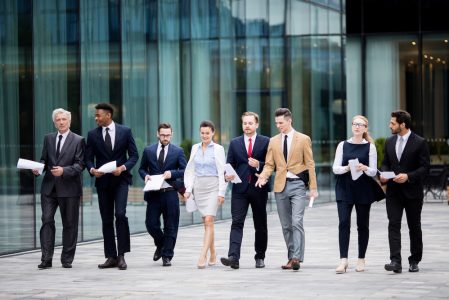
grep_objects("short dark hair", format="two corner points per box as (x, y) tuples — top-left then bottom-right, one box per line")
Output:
(200, 120), (215, 132)
(95, 102), (114, 117)
(391, 110), (411, 129)
(241, 111), (259, 123)
(275, 108), (292, 119)
(158, 122), (172, 132)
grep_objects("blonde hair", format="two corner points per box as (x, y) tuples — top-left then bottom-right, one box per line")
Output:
(352, 115), (374, 143)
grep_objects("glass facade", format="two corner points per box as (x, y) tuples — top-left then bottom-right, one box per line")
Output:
(0, 0), (345, 255)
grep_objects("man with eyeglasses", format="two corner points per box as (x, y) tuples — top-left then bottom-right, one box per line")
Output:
(380, 110), (429, 274)
(138, 123), (187, 267)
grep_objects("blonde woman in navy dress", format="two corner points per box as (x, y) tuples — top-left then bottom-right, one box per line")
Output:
(184, 120), (227, 268)
(332, 115), (378, 273)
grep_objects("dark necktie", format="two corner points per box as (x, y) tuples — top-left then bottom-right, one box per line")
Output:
(56, 135), (63, 159)
(105, 127), (112, 153)
(158, 144), (165, 168)
(283, 135), (288, 162)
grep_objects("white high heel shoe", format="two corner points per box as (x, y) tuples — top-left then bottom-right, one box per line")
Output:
(335, 258), (348, 274)
(355, 258), (365, 272)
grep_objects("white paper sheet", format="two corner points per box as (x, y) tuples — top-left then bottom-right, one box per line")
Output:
(185, 195), (197, 213)
(98, 161), (117, 173)
(17, 158), (45, 175)
(224, 163), (242, 183)
(379, 171), (396, 179)
(308, 196), (315, 208)
(348, 158), (363, 181)
(143, 174), (165, 192)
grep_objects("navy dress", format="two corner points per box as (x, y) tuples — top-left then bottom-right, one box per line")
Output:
(334, 141), (374, 259)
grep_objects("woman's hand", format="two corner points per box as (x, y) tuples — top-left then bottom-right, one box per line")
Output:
(184, 192), (191, 199)
(356, 163), (368, 172)
(218, 196), (224, 205)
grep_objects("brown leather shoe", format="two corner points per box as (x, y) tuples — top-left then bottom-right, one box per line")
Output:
(291, 258), (300, 271)
(281, 259), (293, 270)
(117, 255), (127, 270)
(98, 257), (117, 269)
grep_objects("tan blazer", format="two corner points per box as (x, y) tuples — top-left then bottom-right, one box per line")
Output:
(260, 131), (317, 193)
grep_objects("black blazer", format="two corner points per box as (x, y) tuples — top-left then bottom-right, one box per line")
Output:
(39, 131), (85, 197)
(85, 123), (139, 188)
(138, 143), (187, 200)
(381, 132), (430, 199)
(227, 134), (270, 194)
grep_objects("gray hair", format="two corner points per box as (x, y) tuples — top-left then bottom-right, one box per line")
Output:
(52, 108), (71, 122)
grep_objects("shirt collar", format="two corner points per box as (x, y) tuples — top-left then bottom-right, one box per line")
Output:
(103, 121), (115, 132)
(282, 129), (295, 140)
(398, 129), (411, 142)
(57, 130), (70, 138)
(244, 133), (257, 142)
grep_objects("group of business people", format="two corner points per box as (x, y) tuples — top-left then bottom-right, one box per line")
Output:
(33, 103), (429, 275)
(332, 110), (429, 274)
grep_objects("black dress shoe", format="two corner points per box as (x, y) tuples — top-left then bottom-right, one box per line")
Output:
(153, 247), (162, 261)
(62, 262), (72, 268)
(409, 262), (419, 272)
(255, 258), (265, 268)
(384, 261), (402, 273)
(117, 255), (127, 270)
(220, 256), (239, 269)
(38, 261), (52, 269)
(98, 257), (117, 269)
(291, 258), (300, 271)
(162, 257), (172, 267)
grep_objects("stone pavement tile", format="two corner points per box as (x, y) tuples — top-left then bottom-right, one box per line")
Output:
(1, 202), (448, 299)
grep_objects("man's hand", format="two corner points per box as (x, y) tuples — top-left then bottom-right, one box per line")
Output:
(112, 165), (126, 176)
(393, 173), (408, 184)
(309, 189), (318, 198)
(32, 169), (40, 176)
(379, 176), (388, 184)
(183, 192), (191, 199)
(248, 158), (259, 169)
(145, 175), (151, 183)
(163, 171), (171, 179)
(50, 166), (64, 177)
(255, 174), (268, 188)
(91, 168), (105, 178)
(218, 196), (224, 205)
(224, 174), (235, 182)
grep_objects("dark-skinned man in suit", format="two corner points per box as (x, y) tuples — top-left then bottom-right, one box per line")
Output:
(85, 103), (139, 270)
(381, 110), (429, 274)
(138, 123), (187, 267)
(33, 108), (85, 269)
(221, 112), (270, 269)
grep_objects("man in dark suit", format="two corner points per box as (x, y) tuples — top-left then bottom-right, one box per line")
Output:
(220, 112), (270, 269)
(33, 108), (85, 269)
(138, 123), (187, 267)
(85, 103), (139, 270)
(381, 110), (429, 274)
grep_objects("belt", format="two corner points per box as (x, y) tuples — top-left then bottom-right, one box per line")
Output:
(158, 187), (175, 193)
(286, 177), (302, 182)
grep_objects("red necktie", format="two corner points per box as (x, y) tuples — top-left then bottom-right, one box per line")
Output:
(248, 138), (253, 183)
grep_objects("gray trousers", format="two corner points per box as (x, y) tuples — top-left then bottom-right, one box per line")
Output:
(275, 180), (307, 261)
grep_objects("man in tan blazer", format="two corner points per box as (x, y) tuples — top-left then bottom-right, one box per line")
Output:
(256, 108), (318, 271)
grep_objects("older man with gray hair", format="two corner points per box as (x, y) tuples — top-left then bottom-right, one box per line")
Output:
(32, 108), (85, 269)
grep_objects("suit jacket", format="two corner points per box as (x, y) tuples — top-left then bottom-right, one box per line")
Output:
(227, 134), (270, 194)
(184, 142), (228, 197)
(85, 123), (139, 188)
(260, 131), (317, 193)
(39, 131), (85, 197)
(138, 143), (187, 200)
(381, 132), (429, 199)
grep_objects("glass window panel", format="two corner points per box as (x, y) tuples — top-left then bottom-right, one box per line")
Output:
(219, 0), (233, 38)
(232, 0), (245, 37)
(269, 0), (285, 36)
(311, 5), (328, 35)
(245, 0), (268, 37)
(287, 0), (310, 36)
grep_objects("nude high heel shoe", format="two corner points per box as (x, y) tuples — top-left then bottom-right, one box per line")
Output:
(335, 258), (348, 274)
(355, 258), (365, 272)
(208, 253), (217, 266)
(197, 256), (207, 269)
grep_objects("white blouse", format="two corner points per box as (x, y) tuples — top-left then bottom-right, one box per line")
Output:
(332, 138), (377, 177)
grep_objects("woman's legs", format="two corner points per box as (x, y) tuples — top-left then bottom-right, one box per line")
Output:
(198, 215), (215, 268)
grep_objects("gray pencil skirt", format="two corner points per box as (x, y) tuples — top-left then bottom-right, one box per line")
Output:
(193, 176), (219, 217)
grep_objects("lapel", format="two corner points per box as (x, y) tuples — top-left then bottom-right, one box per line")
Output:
(56, 132), (74, 162)
(162, 144), (174, 169)
(114, 124), (122, 154)
(238, 135), (247, 158)
(49, 133), (58, 163)
(288, 132), (300, 164)
(275, 134), (286, 164)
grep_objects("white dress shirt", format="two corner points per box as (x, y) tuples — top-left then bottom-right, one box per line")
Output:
(102, 121), (116, 150)
(282, 129), (299, 179)
(55, 130), (70, 153)
(396, 130), (411, 159)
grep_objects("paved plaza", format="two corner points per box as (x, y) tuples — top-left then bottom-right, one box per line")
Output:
(1, 200), (448, 299)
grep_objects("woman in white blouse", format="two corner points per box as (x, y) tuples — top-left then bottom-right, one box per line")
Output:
(184, 120), (227, 268)
(332, 115), (378, 274)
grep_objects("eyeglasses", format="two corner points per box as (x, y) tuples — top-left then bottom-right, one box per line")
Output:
(159, 134), (172, 138)
(352, 122), (367, 128)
